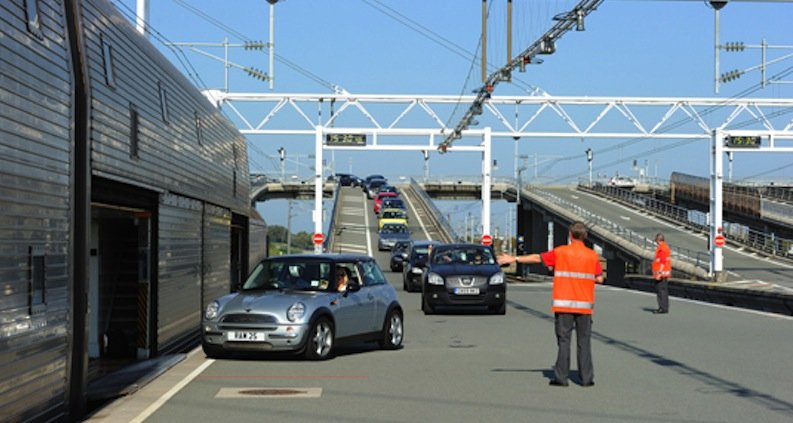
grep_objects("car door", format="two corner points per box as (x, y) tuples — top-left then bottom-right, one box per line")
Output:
(359, 260), (388, 332)
(333, 262), (376, 337)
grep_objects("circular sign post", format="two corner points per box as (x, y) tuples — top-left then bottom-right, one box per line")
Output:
(481, 234), (493, 246)
(714, 234), (725, 247)
(312, 233), (324, 245)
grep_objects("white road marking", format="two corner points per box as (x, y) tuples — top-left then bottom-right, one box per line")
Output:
(130, 354), (214, 423)
(403, 190), (430, 240)
(620, 216), (631, 221)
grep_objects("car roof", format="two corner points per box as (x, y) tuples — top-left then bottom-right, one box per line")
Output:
(263, 253), (373, 263)
(434, 243), (491, 251)
(410, 240), (441, 246)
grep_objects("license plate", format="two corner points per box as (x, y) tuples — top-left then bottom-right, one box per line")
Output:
(454, 287), (479, 295)
(227, 331), (266, 342)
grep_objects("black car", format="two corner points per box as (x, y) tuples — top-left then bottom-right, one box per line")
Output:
(402, 240), (441, 292)
(330, 173), (362, 187)
(362, 175), (386, 193)
(421, 244), (505, 315)
(377, 185), (399, 195)
(389, 240), (411, 272)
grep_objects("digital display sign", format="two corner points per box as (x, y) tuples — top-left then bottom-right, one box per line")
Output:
(326, 133), (366, 147)
(725, 135), (762, 148)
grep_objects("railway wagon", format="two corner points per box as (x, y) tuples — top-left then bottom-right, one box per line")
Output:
(670, 172), (761, 218)
(0, 0), (263, 420)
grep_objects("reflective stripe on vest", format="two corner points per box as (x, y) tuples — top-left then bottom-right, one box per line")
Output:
(552, 299), (594, 310)
(554, 271), (596, 280)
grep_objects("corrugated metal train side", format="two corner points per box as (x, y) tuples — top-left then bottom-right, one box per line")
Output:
(0, 0), (264, 421)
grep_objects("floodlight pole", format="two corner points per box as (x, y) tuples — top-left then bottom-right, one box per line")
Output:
(709, 129), (725, 280)
(481, 127), (492, 242)
(314, 126), (324, 253)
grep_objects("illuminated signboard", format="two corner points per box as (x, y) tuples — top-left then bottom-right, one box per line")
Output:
(725, 135), (761, 148)
(326, 133), (366, 147)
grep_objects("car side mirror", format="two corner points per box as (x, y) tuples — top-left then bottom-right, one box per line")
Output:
(347, 281), (361, 292)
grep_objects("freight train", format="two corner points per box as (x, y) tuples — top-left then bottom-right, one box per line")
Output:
(1, 0), (266, 420)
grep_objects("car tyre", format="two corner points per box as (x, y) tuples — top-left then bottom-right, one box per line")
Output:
(379, 309), (404, 350)
(421, 294), (434, 315)
(304, 317), (334, 360)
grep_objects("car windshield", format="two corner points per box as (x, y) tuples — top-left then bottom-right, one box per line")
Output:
(242, 259), (332, 292)
(382, 199), (404, 208)
(381, 224), (408, 234)
(382, 210), (405, 219)
(432, 247), (495, 265)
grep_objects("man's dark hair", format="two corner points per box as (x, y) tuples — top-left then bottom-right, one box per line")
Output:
(569, 221), (588, 241)
(656, 233), (665, 242)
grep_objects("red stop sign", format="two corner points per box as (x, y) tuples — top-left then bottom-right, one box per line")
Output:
(714, 235), (725, 247)
(312, 233), (324, 245)
(481, 234), (493, 246)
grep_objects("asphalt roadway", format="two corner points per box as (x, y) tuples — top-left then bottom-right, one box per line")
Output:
(85, 187), (793, 423)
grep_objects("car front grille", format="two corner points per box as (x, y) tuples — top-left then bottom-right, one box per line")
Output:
(447, 275), (487, 288)
(221, 313), (278, 324)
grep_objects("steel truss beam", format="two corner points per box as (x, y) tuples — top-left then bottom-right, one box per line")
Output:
(204, 91), (793, 141)
(207, 90), (793, 272)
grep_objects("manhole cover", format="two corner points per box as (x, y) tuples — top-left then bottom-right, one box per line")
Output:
(216, 387), (322, 398)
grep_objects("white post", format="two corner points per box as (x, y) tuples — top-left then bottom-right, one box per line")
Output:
(481, 127), (492, 242)
(135, 0), (149, 37)
(710, 130), (724, 279)
(314, 126), (324, 253)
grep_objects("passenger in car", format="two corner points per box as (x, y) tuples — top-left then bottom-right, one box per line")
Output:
(336, 267), (350, 292)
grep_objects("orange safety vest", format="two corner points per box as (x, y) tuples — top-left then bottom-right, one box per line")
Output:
(652, 241), (672, 279)
(548, 240), (601, 315)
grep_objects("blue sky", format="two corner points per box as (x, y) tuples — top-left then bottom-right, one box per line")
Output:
(112, 0), (793, 233)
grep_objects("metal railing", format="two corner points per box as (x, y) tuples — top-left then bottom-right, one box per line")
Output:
(530, 187), (711, 269)
(409, 178), (461, 243)
(323, 184), (341, 253)
(579, 180), (793, 260)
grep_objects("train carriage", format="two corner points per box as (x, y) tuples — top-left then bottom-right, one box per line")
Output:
(0, 0), (264, 420)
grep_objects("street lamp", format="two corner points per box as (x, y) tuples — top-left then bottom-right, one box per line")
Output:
(585, 148), (593, 187)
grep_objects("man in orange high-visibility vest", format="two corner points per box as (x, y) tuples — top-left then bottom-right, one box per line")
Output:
(498, 221), (604, 387)
(651, 233), (672, 314)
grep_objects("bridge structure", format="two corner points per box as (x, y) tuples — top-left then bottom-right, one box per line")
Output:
(219, 91), (793, 279)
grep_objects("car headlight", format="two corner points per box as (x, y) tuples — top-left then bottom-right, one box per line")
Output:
(205, 301), (219, 320)
(411, 267), (423, 275)
(489, 272), (505, 285)
(428, 272), (444, 285)
(287, 302), (306, 322)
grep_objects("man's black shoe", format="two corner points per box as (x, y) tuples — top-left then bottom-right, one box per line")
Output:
(652, 308), (668, 314)
(548, 379), (568, 387)
(581, 381), (595, 387)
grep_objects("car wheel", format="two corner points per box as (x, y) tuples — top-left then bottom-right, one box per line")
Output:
(202, 342), (227, 359)
(379, 309), (404, 350)
(421, 294), (434, 315)
(304, 317), (334, 360)
(491, 302), (506, 315)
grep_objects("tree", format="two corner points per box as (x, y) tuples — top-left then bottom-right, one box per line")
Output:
(267, 225), (288, 243)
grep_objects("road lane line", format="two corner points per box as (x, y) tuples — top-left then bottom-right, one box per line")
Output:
(129, 358), (215, 423)
(403, 189), (430, 240)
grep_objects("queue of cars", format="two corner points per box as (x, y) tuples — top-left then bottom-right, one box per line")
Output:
(201, 174), (505, 361)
